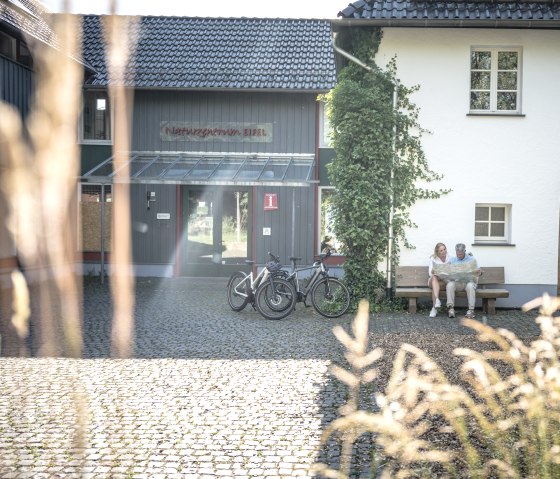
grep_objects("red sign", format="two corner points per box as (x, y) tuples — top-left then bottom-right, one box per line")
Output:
(264, 193), (278, 211)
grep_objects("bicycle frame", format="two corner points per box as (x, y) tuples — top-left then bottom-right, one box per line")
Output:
(233, 265), (272, 302)
(285, 256), (329, 300)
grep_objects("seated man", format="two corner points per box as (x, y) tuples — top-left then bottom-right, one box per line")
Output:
(446, 243), (480, 319)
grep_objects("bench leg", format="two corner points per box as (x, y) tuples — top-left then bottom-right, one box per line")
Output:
(408, 298), (417, 315)
(485, 298), (496, 315)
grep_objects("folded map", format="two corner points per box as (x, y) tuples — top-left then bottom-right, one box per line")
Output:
(433, 260), (479, 283)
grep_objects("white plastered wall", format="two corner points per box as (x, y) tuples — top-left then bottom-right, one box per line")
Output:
(375, 28), (560, 295)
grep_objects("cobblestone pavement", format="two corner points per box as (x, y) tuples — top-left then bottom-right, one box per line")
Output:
(0, 277), (542, 478)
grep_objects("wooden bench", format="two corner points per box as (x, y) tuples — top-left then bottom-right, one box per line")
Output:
(395, 266), (509, 315)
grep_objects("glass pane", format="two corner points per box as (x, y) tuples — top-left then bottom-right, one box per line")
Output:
(80, 185), (112, 252)
(471, 50), (491, 70)
(83, 91), (111, 140)
(222, 191), (248, 263)
(497, 92), (517, 110)
(490, 223), (505, 237)
(186, 190), (214, 263)
(491, 207), (505, 221)
(498, 71), (517, 90)
(320, 189), (341, 254)
(498, 51), (518, 70)
(471, 71), (491, 90)
(475, 206), (489, 221)
(470, 91), (490, 110)
(475, 222), (489, 236)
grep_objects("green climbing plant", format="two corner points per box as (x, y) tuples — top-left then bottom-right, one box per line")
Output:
(322, 27), (449, 307)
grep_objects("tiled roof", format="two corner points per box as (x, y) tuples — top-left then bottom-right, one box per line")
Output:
(337, 0), (560, 26)
(0, 0), (57, 48)
(82, 15), (337, 91)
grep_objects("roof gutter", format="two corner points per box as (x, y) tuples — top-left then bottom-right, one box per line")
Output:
(331, 18), (560, 30)
(331, 32), (397, 298)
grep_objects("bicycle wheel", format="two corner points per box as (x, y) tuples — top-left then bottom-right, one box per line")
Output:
(255, 277), (296, 320)
(227, 272), (250, 311)
(310, 277), (350, 318)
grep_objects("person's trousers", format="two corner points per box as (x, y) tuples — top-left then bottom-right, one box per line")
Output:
(446, 281), (477, 310)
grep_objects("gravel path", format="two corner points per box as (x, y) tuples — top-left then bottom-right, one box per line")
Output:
(0, 277), (541, 478)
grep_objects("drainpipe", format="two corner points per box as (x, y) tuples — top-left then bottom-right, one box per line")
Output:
(331, 33), (397, 298)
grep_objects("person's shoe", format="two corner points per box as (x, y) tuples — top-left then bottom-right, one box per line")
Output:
(447, 306), (455, 318)
(435, 298), (441, 308)
(465, 309), (475, 319)
(429, 307), (437, 318)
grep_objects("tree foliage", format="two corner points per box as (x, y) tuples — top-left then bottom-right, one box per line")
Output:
(322, 27), (448, 306)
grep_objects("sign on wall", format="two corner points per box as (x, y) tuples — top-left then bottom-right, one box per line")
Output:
(160, 121), (273, 143)
(264, 193), (278, 211)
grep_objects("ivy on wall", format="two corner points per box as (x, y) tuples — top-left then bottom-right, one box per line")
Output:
(322, 27), (449, 307)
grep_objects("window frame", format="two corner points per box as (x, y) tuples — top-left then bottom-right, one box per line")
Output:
(79, 183), (112, 253)
(80, 90), (113, 145)
(318, 100), (333, 148)
(469, 46), (522, 115)
(0, 31), (32, 69)
(474, 203), (511, 244)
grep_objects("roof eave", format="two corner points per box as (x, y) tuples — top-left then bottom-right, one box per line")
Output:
(83, 85), (335, 93)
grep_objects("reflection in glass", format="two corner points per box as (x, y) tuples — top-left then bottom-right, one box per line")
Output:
(490, 223), (505, 237)
(470, 91), (490, 110)
(475, 223), (489, 237)
(320, 189), (342, 254)
(491, 207), (505, 221)
(498, 51), (518, 70)
(222, 191), (248, 262)
(475, 206), (489, 221)
(471, 51), (491, 70)
(497, 92), (517, 110)
(498, 71), (517, 90)
(187, 190), (214, 263)
(471, 71), (491, 90)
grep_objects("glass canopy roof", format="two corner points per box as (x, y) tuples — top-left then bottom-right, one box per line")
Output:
(81, 151), (316, 187)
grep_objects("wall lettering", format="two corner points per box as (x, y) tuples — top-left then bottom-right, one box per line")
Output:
(160, 121), (273, 143)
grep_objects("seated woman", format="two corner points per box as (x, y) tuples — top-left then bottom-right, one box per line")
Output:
(428, 242), (450, 318)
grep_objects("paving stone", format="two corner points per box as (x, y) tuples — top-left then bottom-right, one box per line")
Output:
(0, 277), (542, 478)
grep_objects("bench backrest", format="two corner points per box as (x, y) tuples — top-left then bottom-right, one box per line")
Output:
(395, 266), (505, 287)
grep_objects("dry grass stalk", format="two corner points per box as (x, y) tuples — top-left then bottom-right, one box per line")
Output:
(314, 294), (560, 479)
(102, 3), (139, 358)
(0, 11), (83, 357)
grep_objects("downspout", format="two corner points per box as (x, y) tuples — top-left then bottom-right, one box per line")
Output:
(331, 32), (397, 298)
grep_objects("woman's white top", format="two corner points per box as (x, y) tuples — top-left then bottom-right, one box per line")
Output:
(428, 254), (450, 280)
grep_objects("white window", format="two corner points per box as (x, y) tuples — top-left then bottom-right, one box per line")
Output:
(318, 100), (333, 147)
(474, 204), (510, 243)
(81, 90), (112, 143)
(470, 47), (521, 114)
(318, 187), (342, 255)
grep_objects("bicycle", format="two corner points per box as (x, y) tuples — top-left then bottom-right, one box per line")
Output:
(227, 252), (296, 320)
(281, 250), (350, 318)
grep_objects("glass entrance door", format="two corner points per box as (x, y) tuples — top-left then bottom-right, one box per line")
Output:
(181, 187), (250, 276)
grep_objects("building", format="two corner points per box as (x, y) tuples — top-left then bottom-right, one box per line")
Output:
(78, 15), (337, 278)
(4, 0), (558, 308)
(334, 0), (560, 307)
(0, 0), (55, 277)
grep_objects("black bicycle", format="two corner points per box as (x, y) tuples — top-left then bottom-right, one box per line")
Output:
(227, 252), (296, 320)
(280, 251), (350, 318)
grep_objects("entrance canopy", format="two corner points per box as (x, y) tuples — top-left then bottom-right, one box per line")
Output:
(81, 151), (316, 187)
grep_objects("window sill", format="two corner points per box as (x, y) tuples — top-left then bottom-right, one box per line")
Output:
(472, 243), (515, 247)
(80, 140), (113, 145)
(467, 113), (525, 117)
